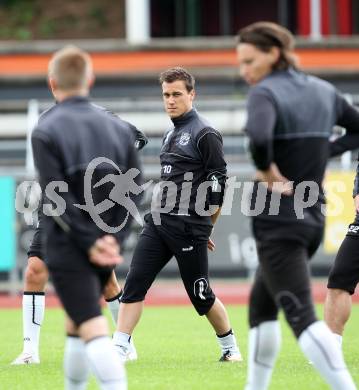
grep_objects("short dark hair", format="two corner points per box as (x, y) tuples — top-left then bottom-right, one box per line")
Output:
(159, 67), (195, 92)
(237, 22), (298, 71)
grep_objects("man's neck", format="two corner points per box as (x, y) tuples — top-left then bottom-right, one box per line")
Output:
(55, 89), (88, 102)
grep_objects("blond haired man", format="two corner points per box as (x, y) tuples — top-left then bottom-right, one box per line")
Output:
(31, 46), (142, 389)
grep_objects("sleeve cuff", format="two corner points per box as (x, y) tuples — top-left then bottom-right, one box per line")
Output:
(27, 249), (43, 259)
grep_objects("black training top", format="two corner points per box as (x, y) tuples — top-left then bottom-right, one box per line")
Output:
(27, 101), (147, 260)
(31, 96), (142, 267)
(245, 68), (359, 227)
(151, 108), (227, 225)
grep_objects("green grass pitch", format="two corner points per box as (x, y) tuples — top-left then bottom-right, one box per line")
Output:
(1, 305), (358, 389)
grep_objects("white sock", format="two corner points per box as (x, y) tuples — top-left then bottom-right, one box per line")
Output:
(105, 291), (122, 326)
(333, 333), (343, 349)
(299, 321), (356, 390)
(64, 336), (90, 390)
(86, 336), (127, 390)
(245, 321), (281, 390)
(216, 329), (240, 354)
(22, 292), (45, 358)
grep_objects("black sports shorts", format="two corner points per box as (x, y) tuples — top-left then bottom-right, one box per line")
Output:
(250, 220), (323, 337)
(48, 263), (113, 326)
(121, 213), (216, 315)
(327, 223), (359, 295)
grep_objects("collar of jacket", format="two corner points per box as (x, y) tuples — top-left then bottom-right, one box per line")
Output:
(171, 108), (197, 127)
(59, 96), (90, 105)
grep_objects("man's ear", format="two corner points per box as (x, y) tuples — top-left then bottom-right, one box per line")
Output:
(48, 77), (57, 95)
(270, 46), (280, 64)
(88, 73), (95, 89)
(190, 89), (196, 101)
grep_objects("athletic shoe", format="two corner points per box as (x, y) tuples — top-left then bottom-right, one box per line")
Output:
(11, 352), (40, 365)
(219, 350), (243, 362)
(114, 343), (131, 363)
(128, 340), (138, 361)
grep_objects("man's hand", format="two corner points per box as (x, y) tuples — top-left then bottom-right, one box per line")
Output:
(89, 235), (123, 266)
(354, 194), (359, 213)
(255, 162), (293, 196)
(208, 238), (215, 252)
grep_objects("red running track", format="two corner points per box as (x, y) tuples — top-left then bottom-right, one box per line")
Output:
(0, 281), (358, 308)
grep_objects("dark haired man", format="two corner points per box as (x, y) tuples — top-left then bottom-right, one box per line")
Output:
(238, 22), (358, 390)
(113, 67), (242, 363)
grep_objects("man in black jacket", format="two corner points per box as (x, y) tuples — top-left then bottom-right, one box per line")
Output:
(113, 67), (242, 363)
(30, 45), (143, 389)
(12, 109), (146, 365)
(238, 22), (358, 390)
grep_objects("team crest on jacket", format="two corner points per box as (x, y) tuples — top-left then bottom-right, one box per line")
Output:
(179, 132), (191, 146)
